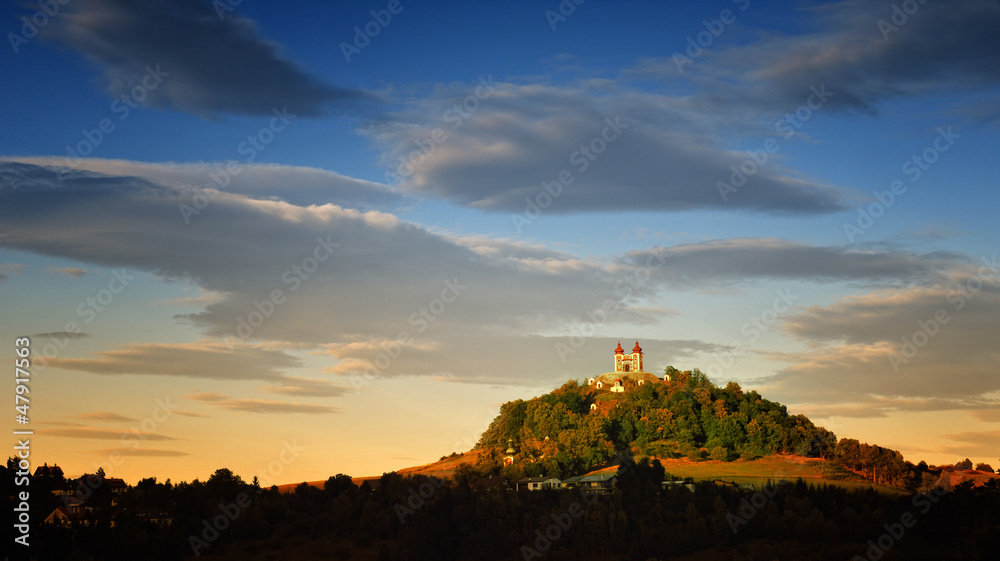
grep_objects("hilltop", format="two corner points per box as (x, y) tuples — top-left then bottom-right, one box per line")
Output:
(441, 368), (974, 493)
(281, 368), (990, 494)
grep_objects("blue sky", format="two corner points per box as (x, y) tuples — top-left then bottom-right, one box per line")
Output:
(2, 0), (999, 483)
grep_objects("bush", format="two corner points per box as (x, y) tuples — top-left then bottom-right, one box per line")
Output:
(709, 446), (730, 461)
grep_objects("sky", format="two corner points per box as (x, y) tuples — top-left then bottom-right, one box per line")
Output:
(2, 0), (999, 485)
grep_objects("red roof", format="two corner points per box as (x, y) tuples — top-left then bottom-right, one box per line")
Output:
(632, 340), (642, 353)
(614, 341), (624, 354)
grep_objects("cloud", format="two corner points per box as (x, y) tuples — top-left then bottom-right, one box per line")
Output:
(77, 412), (137, 422)
(758, 264), (1000, 415)
(620, 239), (962, 289)
(48, 266), (88, 278)
(1, 160), (982, 388)
(0, 262), (27, 282)
(92, 448), (190, 457)
(32, 331), (91, 340)
(638, 0), (1000, 117)
(968, 409), (1000, 423)
(261, 376), (350, 398)
(39, 0), (370, 118)
(13, 157), (403, 211)
(187, 392), (337, 414)
(173, 410), (211, 418)
(944, 430), (1000, 445)
(43, 427), (177, 441)
(321, 336), (733, 386)
(46, 341), (302, 381)
(940, 430), (1000, 457)
(367, 80), (856, 215)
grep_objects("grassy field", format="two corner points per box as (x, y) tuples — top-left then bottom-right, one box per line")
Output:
(275, 451), (906, 495)
(655, 455), (905, 495)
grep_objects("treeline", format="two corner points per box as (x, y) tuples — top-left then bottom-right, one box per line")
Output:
(475, 371), (838, 480)
(9, 464), (999, 560)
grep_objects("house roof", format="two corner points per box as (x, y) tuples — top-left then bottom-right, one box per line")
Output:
(517, 476), (559, 484)
(578, 472), (618, 483)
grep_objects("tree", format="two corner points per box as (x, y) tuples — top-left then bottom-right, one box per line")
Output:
(974, 463), (994, 473)
(955, 458), (973, 470)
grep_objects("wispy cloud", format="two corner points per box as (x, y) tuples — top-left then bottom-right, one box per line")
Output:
(32, 331), (91, 340)
(40, 0), (372, 118)
(635, 0), (1000, 118)
(91, 447), (190, 457)
(48, 266), (88, 278)
(2, 160), (988, 389)
(47, 341), (302, 382)
(77, 412), (137, 422)
(760, 270), (1000, 416)
(0, 262), (27, 282)
(941, 430), (1000, 457)
(366, 80), (855, 214)
(43, 427), (178, 441)
(187, 392), (337, 414)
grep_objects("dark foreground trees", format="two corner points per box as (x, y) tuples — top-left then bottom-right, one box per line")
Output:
(7, 465), (999, 561)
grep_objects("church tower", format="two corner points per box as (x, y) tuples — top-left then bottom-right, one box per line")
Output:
(630, 340), (643, 372)
(614, 340), (644, 373)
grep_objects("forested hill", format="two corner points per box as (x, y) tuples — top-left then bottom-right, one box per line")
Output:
(471, 369), (922, 489)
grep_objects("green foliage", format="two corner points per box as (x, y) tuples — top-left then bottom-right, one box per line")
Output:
(474, 371), (842, 477)
(835, 439), (909, 487)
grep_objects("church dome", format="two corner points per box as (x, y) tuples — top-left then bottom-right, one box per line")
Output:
(614, 341), (625, 354)
(632, 340), (642, 353)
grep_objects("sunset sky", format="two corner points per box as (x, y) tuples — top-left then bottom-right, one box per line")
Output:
(2, 0), (999, 485)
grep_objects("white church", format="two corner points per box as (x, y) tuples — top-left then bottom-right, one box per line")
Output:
(586, 340), (663, 393)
